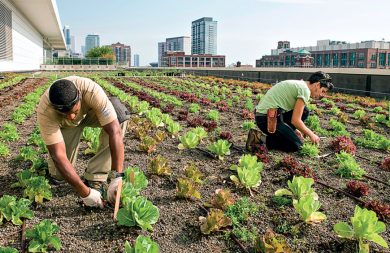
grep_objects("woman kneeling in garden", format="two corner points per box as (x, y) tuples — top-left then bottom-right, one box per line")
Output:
(247, 71), (334, 152)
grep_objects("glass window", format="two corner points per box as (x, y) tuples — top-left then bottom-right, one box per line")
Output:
(358, 52), (365, 60)
(332, 53), (339, 66)
(379, 53), (386, 66)
(371, 53), (377, 60)
(388, 53), (390, 66)
(349, 52), (356, 66)
(325, 54), (330, 66)
(341, 53), (347, 66)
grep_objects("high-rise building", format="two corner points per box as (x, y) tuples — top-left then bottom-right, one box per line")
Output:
(166, 36), (191, 54)
(134, 54), (140, 67)
(71, 36), (75, 53)
(158, 42), (166, 67)
(85, 34), (100, 55)
(111, 42), (131, 66)
(63, 25), (71, 51)
(191, 17), (217, 55)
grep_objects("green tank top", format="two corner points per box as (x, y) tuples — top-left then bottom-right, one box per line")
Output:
(255, 80), (311, 114)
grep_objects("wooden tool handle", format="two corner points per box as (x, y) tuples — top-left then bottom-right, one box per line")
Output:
(113, 179), (123, 221)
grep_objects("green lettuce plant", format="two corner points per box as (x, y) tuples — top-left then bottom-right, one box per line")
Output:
(207, 139), (231, 160)
(356, 129), (390, 151)
(26, 219), (61, 252)
(178, 132), (200, 150)
(176, 178), (201, 200)
(335, 151), (365, 179)
(149, 155), (172, 176)
(184, 164), (203, 184)
(0, 141), (9, 156)
(166, 121), (181, 137)
(230, 154), (263, 195)
(121, 167), (148, 206)
(333, 206), (388, 253)
(0, 247), (18, 253)
(207, 110), (220, 121)
(124, 235), (159, 253)
(0, 123), (20, 142)
(275, 176), (318, 201)
(191, 127), (208, 140)
(199, 209), (232, 235)
(329, 119), (350, 137)
(188, 103), (201, 113)
(293, 195), (326, 224)
(242, 121), (256, 131)
(117, 196), (159, 232)
(299, 143), (320, 157)
(0, 195), (33, 225)
(353, 110), (366, 120)
(23, 176), (52, 204)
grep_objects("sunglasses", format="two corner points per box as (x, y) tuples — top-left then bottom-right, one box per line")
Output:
(50, 91), (80, 113)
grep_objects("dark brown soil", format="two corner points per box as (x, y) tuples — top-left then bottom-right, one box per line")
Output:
(0, 76), (389, 253)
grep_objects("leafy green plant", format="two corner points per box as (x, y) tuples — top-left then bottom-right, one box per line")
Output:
(199, 209), (232, 235)
(166, 121), (181, 137)
(207, 139), (231, 160)
(184, 164), (203, 184)
(373, 106), (383, 113)
(82, 127), (101, 155)
(23, 176), (52, 204)
(121, 167), (148, 206)
(188, 103), (201, 113)
(356, 129), (390, 151)
(176, 178), (201, 200)
(353, 109), (366, 120)
(230, 154), (263, 195)
(305, 115), (328, 136)
(333, 206), (388, 253)
(117, 196), (159, 231)
(242, 121), (256, 131)
(149, 155), (172, 176)
(149, 115), (164, 128)
(207, 110), (220, 121)
(329, 119), (350, 137)
(138, 136), (157, 154)
(206, 189), (235, 210)
(124, 235), (159, 253)
(0, 123), (19, 142)
(374, 114), (387, 124)
(0, 195), (33, 225)
(225, 197), (258, 225)
(244, 99), (255, 111)
(275, 176), (318, 201)
(335, 151), (366, 179)
(11, 169), (34, 188)
(178, 132), (200, 150)
(299, 143), (320, 157)
(255, 228), (292, 253)
(0, 247), (18, 253)
(26, 219), (61, 252)
(191, 127), (208, 140)
(0, 141), (9, 156)
(293, 195), (326, 224)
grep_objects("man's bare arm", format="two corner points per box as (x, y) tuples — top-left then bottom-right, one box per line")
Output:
(102, 119), (124, 173)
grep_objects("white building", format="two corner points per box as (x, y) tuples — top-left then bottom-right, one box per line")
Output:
(134, 54), (139, 67)
(85, 34), (100, 55)
(0, 0), (66, 72)
(191, 17), (217, 55)
(166, 36), (191, 55)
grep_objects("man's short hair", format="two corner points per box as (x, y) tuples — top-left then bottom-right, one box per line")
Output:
(307, 71), (334, 90)
(49, 79), (78, 106)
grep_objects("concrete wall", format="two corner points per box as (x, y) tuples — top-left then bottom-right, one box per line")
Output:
(173, 68), (390, 98)
(0, 0), (43, 72)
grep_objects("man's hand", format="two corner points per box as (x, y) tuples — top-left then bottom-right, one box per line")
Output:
(295, 129), (304, 141)
(309, 133), (320, 145)
(81, 188), (104, 208)
(107, 177), (122, 204)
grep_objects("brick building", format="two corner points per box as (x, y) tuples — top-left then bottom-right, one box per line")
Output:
(256, 40), (390, 69)
(110, 42), (131, 66)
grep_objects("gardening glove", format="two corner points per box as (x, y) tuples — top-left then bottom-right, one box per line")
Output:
(107, 177), (122, 205)
(81, 188), (104, 208)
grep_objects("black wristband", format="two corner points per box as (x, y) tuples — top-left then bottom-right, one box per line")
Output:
(114, 172), (124, 178)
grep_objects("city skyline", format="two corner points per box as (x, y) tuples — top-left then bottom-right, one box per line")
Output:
(57, 0), (390, 66)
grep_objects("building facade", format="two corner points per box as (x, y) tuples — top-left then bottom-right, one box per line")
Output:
(166, 36), (191, 54)
(0, 0), (66, 71)
(63, 25), (71, 51)
(85, 34), (100, 55)
(134, 54), (139, 67)
(158, 42), (166, 67)
(257, 40), (390, 69)
(191, 17), (217, 55)
(110, 42), (131, 66)
(162, 51), (225, 68)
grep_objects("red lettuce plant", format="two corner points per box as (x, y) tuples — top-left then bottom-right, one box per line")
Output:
(331, 136), (356, 155)
(379, 157), (390, 172)
(203, 121), (217, 132)
(242, 109), (255, 120)
(365, 200), (390, 221)
(279, 156), (318, 181)
(346, 181), (369, 197)
(187, 117), (204, 127)
(219, 132), (233, 141)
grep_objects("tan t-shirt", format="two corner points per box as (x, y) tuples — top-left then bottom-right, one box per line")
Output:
(37, 76), (117, 145)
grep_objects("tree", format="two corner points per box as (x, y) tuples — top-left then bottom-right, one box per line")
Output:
(86, 46), (114, 60)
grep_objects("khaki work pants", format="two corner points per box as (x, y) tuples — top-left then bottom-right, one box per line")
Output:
(48, 112), (128, 182)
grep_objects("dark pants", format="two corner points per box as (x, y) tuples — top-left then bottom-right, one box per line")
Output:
(255, 107), (309, 152)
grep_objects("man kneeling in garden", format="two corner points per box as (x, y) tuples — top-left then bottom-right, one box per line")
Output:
(37, 76), (129, 208)
(246, 71), (334, 152)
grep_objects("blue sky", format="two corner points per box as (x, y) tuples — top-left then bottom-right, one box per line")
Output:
(57, 0), (390, 66)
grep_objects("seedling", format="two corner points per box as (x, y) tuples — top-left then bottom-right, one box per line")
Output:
(124, 235), (159, 253)
(26, 219), (61, 252)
